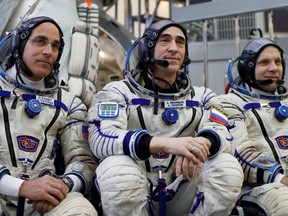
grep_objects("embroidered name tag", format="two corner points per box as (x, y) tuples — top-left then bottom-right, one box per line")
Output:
(164, 100), (186, 108)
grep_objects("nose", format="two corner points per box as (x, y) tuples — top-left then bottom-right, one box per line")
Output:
(168, 40), (177, 52)
(42, 43), (53, 55)
(268, 61), (279, 71)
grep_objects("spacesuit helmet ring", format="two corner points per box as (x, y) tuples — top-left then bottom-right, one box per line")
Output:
(237, 38), (285, 89)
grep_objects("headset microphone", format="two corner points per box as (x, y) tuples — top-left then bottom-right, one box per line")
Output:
(150, 58), (169, 68)
(255, 79), (273, 85)
(256, 79), (285, 85)
(277, 79), (285, 85)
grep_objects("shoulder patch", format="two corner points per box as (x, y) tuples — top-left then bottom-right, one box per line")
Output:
(209, 107), (228, 125)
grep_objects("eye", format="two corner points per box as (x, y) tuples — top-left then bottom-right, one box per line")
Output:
(177, 40), (185, 45)
(31, 37), (46, 46)
(258, 60), (268, 65)
(275, 59), (282, 65)
(51, 42), (61, 51)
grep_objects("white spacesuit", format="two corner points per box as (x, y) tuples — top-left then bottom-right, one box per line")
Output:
(219, 38), (288, 215)
(0, 16), (97, 215)
(88, 20), (243, 216)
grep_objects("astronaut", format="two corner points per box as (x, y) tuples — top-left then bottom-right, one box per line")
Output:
(0, 16), (97, 215)
(88, 19), (243, 216)
(219, 38), (288, 215)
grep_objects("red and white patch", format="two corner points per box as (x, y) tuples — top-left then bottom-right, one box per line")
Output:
(17, 135), (39, 152)
(275, 136), (288, 150)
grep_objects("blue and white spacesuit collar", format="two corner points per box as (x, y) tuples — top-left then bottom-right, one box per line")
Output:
(231, 83), (288, 100)
(0, 65), (59, 95)
(127, 69), (193, 99)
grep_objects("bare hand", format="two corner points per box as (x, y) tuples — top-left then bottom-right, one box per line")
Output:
(176, 155), (202, 179)
(150, 136), (211, 163)
(280, 176), (288, 186)
(19, 175), (69, 206)
(27, 200), (55, 213)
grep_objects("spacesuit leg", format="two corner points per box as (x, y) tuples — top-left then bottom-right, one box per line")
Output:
(0, 192), (97, 216)
(190, 153), (243, 216)
(239, 183), (288, 216)
(96, 155), (149, 216)
(43, 192), (97, 216)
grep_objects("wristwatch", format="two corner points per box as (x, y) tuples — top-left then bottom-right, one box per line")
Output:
(60, 176), (74, 192)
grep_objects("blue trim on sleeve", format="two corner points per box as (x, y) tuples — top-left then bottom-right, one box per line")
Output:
(196, 129), (221, 158)
(123, 130), (149, 160)
(0, 166), (10, 180)
(123, 131), (135, 156)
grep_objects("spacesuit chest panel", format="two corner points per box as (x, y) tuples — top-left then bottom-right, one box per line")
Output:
(126, 92), (202, 137)
(242, 98), (288, 165)
(0, 89), (66, 177)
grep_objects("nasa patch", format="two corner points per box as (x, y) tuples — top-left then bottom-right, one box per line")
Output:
(275, 136), (288, 149)
(17, 135), (40, 152)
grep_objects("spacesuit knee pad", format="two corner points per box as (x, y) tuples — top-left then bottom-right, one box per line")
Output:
(96, 156), (148, 214)
(46, 192), (98, 215)
(201, 153), (243, 202)
(96, 155), (147, 191)
(240, 183), (288, 215)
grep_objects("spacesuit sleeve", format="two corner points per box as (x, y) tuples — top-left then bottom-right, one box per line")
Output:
(196, 87), (234, 156)
(219, 93), (283, 184)
(58, 91), (97, 195)
(88, 81), (151, 161)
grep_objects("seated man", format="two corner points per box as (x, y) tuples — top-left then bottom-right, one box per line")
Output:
(0, 16), (97, 215)
(88, 19), (243, 216)
(219, 38), (288, 216)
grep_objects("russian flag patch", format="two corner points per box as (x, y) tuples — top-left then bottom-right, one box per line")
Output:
(209, 107), (228, 125)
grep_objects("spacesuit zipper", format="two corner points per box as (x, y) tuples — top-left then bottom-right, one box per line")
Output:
(1, 96), (17, 166)
(232, 91), (280, 163)
(251, 109), (280, 163)
(31, 89), (62, 170)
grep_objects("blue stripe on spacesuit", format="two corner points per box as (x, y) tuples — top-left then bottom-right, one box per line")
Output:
(123, 131), (134, 156)
(64, 119), (82, 128)
(0, 90), (11, 98)
(0, 166), (10, 180)
(123, 130), (149, 160)
(190, 192), (204, 214)
(69, 97), (85, 113)
(234, 149), (256, 168)
(90, 120), (119, 157)
(131, 98), (201, 109)
(203, 89), (215, 105)
(243, 102), (282, 110)
(131, 98), (151, 106)
(22, 94), (68, 111)
(235, 149), (282, 183)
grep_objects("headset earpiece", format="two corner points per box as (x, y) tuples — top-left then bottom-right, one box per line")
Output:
(10, 30), (20, 58)
(138, 37), (149, 64)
